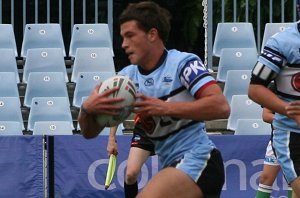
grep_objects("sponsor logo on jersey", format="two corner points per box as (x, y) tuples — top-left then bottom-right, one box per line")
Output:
(162, 76), (172, 83)
(162, 75), (173, 85)
(144, 78), (154, 86)
(182, 60), (207, 84)
(291, 72), (300, 92)
(262, 49), (284, 66)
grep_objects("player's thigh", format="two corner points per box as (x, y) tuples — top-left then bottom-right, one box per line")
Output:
(137, 167), (203, 198)
(273, 130), (300, 183)
(291, 176), (300, 198)
(127, 147), (151, 173)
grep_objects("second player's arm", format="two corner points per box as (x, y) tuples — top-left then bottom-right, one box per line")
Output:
(107, 126), (119, 156)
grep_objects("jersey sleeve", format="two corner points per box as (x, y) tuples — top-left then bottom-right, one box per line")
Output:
(258, 36), (286, 74)
(179, 59), (216, 97)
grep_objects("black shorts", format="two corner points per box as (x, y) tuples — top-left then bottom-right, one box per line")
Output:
(171, 149), (224, 197)
(131, 127), (155, 156)
(197, 149), (225, 197)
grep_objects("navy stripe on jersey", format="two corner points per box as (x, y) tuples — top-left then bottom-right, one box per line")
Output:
(159, 86), (186, 101)
(276, 90), (300, 100)
(287, 64), (300, 68)
(261, 47), (285, 68)
(188, 73), (212, 92)
(145, 120), (199, 141)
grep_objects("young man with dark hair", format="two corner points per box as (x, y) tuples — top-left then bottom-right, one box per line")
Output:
(79, 2), (230, 197)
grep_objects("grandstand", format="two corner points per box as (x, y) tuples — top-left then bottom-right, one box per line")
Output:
(0, 0), (298, 197)
(0, 1), (295, 135)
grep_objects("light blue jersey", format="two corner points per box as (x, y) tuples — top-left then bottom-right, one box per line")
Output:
(118, 49), (216, 168)
(256, 21), (300, 183)
(258, 21), (300, 133)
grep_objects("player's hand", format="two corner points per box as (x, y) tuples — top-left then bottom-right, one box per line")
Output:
(286, 101), (300, 127)
(107, 136), (118, 156)
(83, 83), (124, 116)
(133, 93), (169, 117)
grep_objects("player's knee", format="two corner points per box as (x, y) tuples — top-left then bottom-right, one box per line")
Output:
(126, 170), (139, 183)
(259, 173), (274, 185)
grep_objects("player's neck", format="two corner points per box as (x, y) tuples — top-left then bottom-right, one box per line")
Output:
(143, 46), (166, 70)
(138, 47), (167, 74)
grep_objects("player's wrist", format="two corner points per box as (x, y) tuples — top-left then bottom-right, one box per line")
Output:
(81, 103), (92, 115)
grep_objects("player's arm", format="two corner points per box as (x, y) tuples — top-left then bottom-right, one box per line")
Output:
(107, 126), (119, 156)
(262, 107), (274, 124)
(248, 60), (288, 116)
(134, 59), (230, 121)
(134, 83), (230, 121)
(286, 101), (300, 127)
(78, 84), (124, 139)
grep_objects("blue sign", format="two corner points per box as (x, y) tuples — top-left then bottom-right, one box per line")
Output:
(53, 135), (290, 198)
(0, 136), (44, 197)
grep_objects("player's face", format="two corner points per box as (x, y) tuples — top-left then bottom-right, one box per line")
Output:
(120, 20), (152, 66)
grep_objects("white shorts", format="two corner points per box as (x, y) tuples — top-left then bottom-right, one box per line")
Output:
(264, 140), (279, 166)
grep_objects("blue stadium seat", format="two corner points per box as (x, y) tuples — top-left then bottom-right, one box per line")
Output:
(0, 121), (23, 135)
(227, 95), (263, 131)
(213, 22), (257, 57)
(0, 24), (18, 57)
(71, 47), (116, 82)
(21, 23), (66, 57)
(23, 48), (68, 83)
(24, 72), (69, 108)
(223, 70), (252, 104)
(73, 72), (115, 107)
(0, 72), (20, 99)
(33, 121), (73, 135)
(216, 48), (257, 82)
(234, 119), (271, 135)
(261, 22), (292, 52)
(69, 23), (114, 57)
(27, 97), (73, 131)
(0, 97), (24, 130)
(0, 49), (20, 83)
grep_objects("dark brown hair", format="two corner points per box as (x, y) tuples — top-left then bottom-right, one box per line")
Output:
(119, 1), (171, 44)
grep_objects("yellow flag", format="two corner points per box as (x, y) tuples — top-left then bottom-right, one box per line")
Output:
(105, 154), (117, 190)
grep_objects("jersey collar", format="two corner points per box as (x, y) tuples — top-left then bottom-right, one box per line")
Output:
(138, 49), (168, 75)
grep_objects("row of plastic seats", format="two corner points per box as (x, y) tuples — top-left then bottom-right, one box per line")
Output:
(1, 71), (115, 109)
(0, 96), (71, 131)
(223, 70), (251, 104)
(213, 22), (291, 57)
(0, 47), (115, 84)
(0, 121), (71, 135)
(221, 70), (272, 135)
(234, 119), (271, 135)
(0, 121), (125, 136)
(0, 71), (69, 108)
(0, 95), (125, 135)
(216, 48), (257, 82)
(0, 23), (114, 58)
(213, 22), (291, 83)
(226, 94), (272, 135)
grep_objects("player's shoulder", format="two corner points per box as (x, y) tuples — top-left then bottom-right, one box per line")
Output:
(166, 49), (204, 71)
(118, 64), (137, 77)
(167, 49), (200, 62)
(266, 22), (299, 50)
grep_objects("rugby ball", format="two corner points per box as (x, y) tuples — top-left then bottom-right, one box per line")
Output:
(96, 75), (137, 127)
